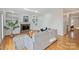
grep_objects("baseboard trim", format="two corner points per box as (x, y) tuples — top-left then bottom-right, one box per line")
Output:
(58, 33), (64, 36)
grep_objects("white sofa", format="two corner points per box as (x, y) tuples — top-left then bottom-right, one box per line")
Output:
(32, 29), (57, 50)
(13, 29), (57, 50)
(13, 34), (33, 50)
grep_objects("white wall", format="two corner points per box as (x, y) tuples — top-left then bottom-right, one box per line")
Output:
(40, 9), (64, 35)
(70, 16), (79, 29)
(63, 15), (69, 34)
(3, 9), (40, 36)
(73, 17), (79, 27)
(3, 8), (64, 36)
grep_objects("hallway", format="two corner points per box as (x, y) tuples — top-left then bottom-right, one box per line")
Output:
(46, 29), (79, 50)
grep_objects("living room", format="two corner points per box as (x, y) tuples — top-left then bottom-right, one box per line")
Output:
(0, 8), (79, 50)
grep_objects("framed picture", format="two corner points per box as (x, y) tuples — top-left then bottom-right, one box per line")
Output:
(23, 16), (29, 22)
(32, 16), (38, 26)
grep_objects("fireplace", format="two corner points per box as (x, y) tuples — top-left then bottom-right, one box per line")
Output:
(21, 24), (30, 32)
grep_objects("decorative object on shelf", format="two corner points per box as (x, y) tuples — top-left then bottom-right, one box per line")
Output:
(4, 20), (19, 37)
(23, 16), (29, 22)
(32, 16), (38, 26)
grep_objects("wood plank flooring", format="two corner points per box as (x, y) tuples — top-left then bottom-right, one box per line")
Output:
(46, 29), (79, 50)
(0, 29), (79, 50)
(0, 36), (15, 50)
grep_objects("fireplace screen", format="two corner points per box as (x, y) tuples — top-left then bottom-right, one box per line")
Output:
(21, 24), (30, 32)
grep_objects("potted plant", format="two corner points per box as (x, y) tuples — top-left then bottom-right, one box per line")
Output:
(4, 20), (19, 37)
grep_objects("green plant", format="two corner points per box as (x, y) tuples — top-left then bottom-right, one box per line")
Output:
(4, 20), (19, 35)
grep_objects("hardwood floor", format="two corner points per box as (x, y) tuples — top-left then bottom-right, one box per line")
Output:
(0, 29), (79, 50)
(46, 29), (79, 50)
(0, 36), (15, 50)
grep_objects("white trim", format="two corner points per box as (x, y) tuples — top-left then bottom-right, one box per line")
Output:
(24, 8), (40, 13)
(1, 14), (3, 39)
(58, 33), (64, 36)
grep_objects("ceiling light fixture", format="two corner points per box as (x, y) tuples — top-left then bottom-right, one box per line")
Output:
(24, 8), (40, 13)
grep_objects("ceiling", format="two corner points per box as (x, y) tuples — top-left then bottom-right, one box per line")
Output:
(26, 8), (79, 14)
(4, 8), (61, 14)
(63, 8), (79, 13)
(4, 8), (38, 15)
(3, 8), (79, 16)
(63, 8), (79, 17)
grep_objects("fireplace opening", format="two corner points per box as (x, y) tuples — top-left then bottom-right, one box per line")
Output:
(21, 24), (30, 32)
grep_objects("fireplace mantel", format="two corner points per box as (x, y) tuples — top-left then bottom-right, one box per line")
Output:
(20, 22), (30, 24)
(20, 23), (30, 33)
